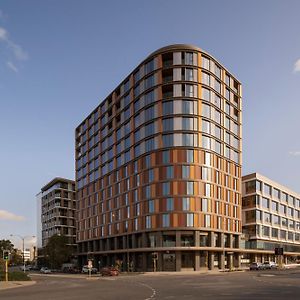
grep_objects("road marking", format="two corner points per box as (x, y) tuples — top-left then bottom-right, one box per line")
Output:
(138, 282), (157, 300)
(260, 274), (275, 277)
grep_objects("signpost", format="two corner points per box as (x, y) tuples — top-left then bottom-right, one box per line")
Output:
(88, 259), (93, 277)
(152, 252), (158, 272)
(274, 248), (284, 268)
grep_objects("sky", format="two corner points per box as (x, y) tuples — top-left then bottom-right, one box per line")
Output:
(0, 0), (300, 248)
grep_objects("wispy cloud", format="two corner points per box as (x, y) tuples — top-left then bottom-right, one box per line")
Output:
(0, 10), (5, 20)
(294, 59), (300, 73)
(7, 61), (18, 73)
(289, 151), (300, 156)
(0, 26), (28, 61)
(0, 210), (25, 221)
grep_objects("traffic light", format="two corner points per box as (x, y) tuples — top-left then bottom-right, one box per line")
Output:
(3, 250), (10, 260)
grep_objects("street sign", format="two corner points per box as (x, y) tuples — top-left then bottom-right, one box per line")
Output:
(88, 260), (93, 268)
(274, 247), (284, 255)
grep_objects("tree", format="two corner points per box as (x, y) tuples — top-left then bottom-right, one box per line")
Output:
(44, 235), (72, 269)
(0, 239), (22, 265)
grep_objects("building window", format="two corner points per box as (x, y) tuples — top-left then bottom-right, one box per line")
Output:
(264, 184), (271, 196)
(182, 197), (190, 211)
(148, 200), (155, 213)
(163, 118), (174, 131)
(204, 215), (211, 228)
(166, 166), (174, 179)
(162, 214), (170, 227)
(187, 182), (194, 195)
(146, 216), (151, 229)
(162, 182), (170, 195)
(186, 213), (194, 227)
(166, 198), (174, 211)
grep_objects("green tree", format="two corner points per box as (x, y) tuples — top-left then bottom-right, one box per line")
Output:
(0, 239), (22, 265)
(44, 235), (72, 269)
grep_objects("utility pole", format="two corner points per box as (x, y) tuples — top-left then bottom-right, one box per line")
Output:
(10, 234), (35, 273)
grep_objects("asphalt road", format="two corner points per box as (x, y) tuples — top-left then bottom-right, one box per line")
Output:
(1, 268), (300, 300)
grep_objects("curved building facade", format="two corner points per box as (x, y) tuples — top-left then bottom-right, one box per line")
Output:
(75, 44), (242, 271)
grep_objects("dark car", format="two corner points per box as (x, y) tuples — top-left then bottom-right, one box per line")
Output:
(249, 262), (264, 270)
(100, 267), (119, 276)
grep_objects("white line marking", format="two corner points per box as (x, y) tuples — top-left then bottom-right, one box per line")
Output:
(138, 282), (157, 300)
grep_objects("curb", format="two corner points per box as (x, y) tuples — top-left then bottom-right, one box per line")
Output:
(0, 281), (36, 291)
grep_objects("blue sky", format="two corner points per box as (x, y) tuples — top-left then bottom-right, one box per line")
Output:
(0, 0), (300, 247)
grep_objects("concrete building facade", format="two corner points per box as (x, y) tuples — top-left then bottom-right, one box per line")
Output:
(37, 178), (77, 251)
(75, 44), (242, 271)
(242, 173), (300, 264)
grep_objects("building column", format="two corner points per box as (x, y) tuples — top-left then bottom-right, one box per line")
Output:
(142, 232), (147, 248)
(208, 252), (215, 270)
(234, 253), (241, 269)
(195, 251), (200, 271)
(228, 253), (233, 270)
(194, 230), (200, 247)
(219, 252), (225, 270)
(142, 252), (147, 271)
(176, 231), (181, 247)
(157, 252), (163, 271)
(209, 231), (215, 247)
(175, 251), (181, 272)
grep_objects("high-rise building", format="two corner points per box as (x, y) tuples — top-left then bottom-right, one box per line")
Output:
(37, 178), (77, 251)
(75, 44), (242, 271)
(242, 173), (300, 264)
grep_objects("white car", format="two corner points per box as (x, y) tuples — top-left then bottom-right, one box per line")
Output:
(19, 265), (31, 272)
(40, 267), (52, 274)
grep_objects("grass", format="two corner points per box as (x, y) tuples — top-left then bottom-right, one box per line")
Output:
(0, 271), (31, 281)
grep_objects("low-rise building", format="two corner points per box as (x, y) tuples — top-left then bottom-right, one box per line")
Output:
(242, 173), (300, 264)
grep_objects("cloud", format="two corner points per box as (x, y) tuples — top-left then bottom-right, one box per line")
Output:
(0, 210), (25, 221)
(289, 151), (300, 156)
(294, 59), (300, 73)
(7, 61), (18, 73)
(0, 26), (28, 61)
(0, 27), (7, 40)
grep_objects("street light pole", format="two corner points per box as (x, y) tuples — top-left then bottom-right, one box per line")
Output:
(10, 234), (35, 273)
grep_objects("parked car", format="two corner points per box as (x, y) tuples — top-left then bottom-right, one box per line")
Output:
(249, 262), (264, 270)
(62, 266), (80, 274)
(82, 265), (98, 274)
(262, 261), (277, 269)
(19, 265), (31, 272)
(100, 267), (119, 276)
(40, 267), (52, 274)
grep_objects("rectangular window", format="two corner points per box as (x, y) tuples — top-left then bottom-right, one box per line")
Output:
(162, 214), (170, 227)
(182, 197), (190, 211)
(163, 118), (174, 131)
(162, 182), (170, 195)
(186, 213), (194, 227)
(187, 181), (194, 195)
(166, 198), (174, 211)
(148, 200), (155, 213)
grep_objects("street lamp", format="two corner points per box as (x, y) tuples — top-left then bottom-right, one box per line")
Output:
(10, 234), (35, 273)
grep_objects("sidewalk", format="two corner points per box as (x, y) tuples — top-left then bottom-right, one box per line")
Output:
(0, 281), (36, 291)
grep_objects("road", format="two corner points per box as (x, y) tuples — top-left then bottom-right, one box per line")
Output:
(1, 268), (300, 299)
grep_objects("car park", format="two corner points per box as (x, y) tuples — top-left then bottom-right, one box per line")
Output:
(249, 262), (264, 270)
(100, 267), (119, 276)
(40, 267), (52, 274)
